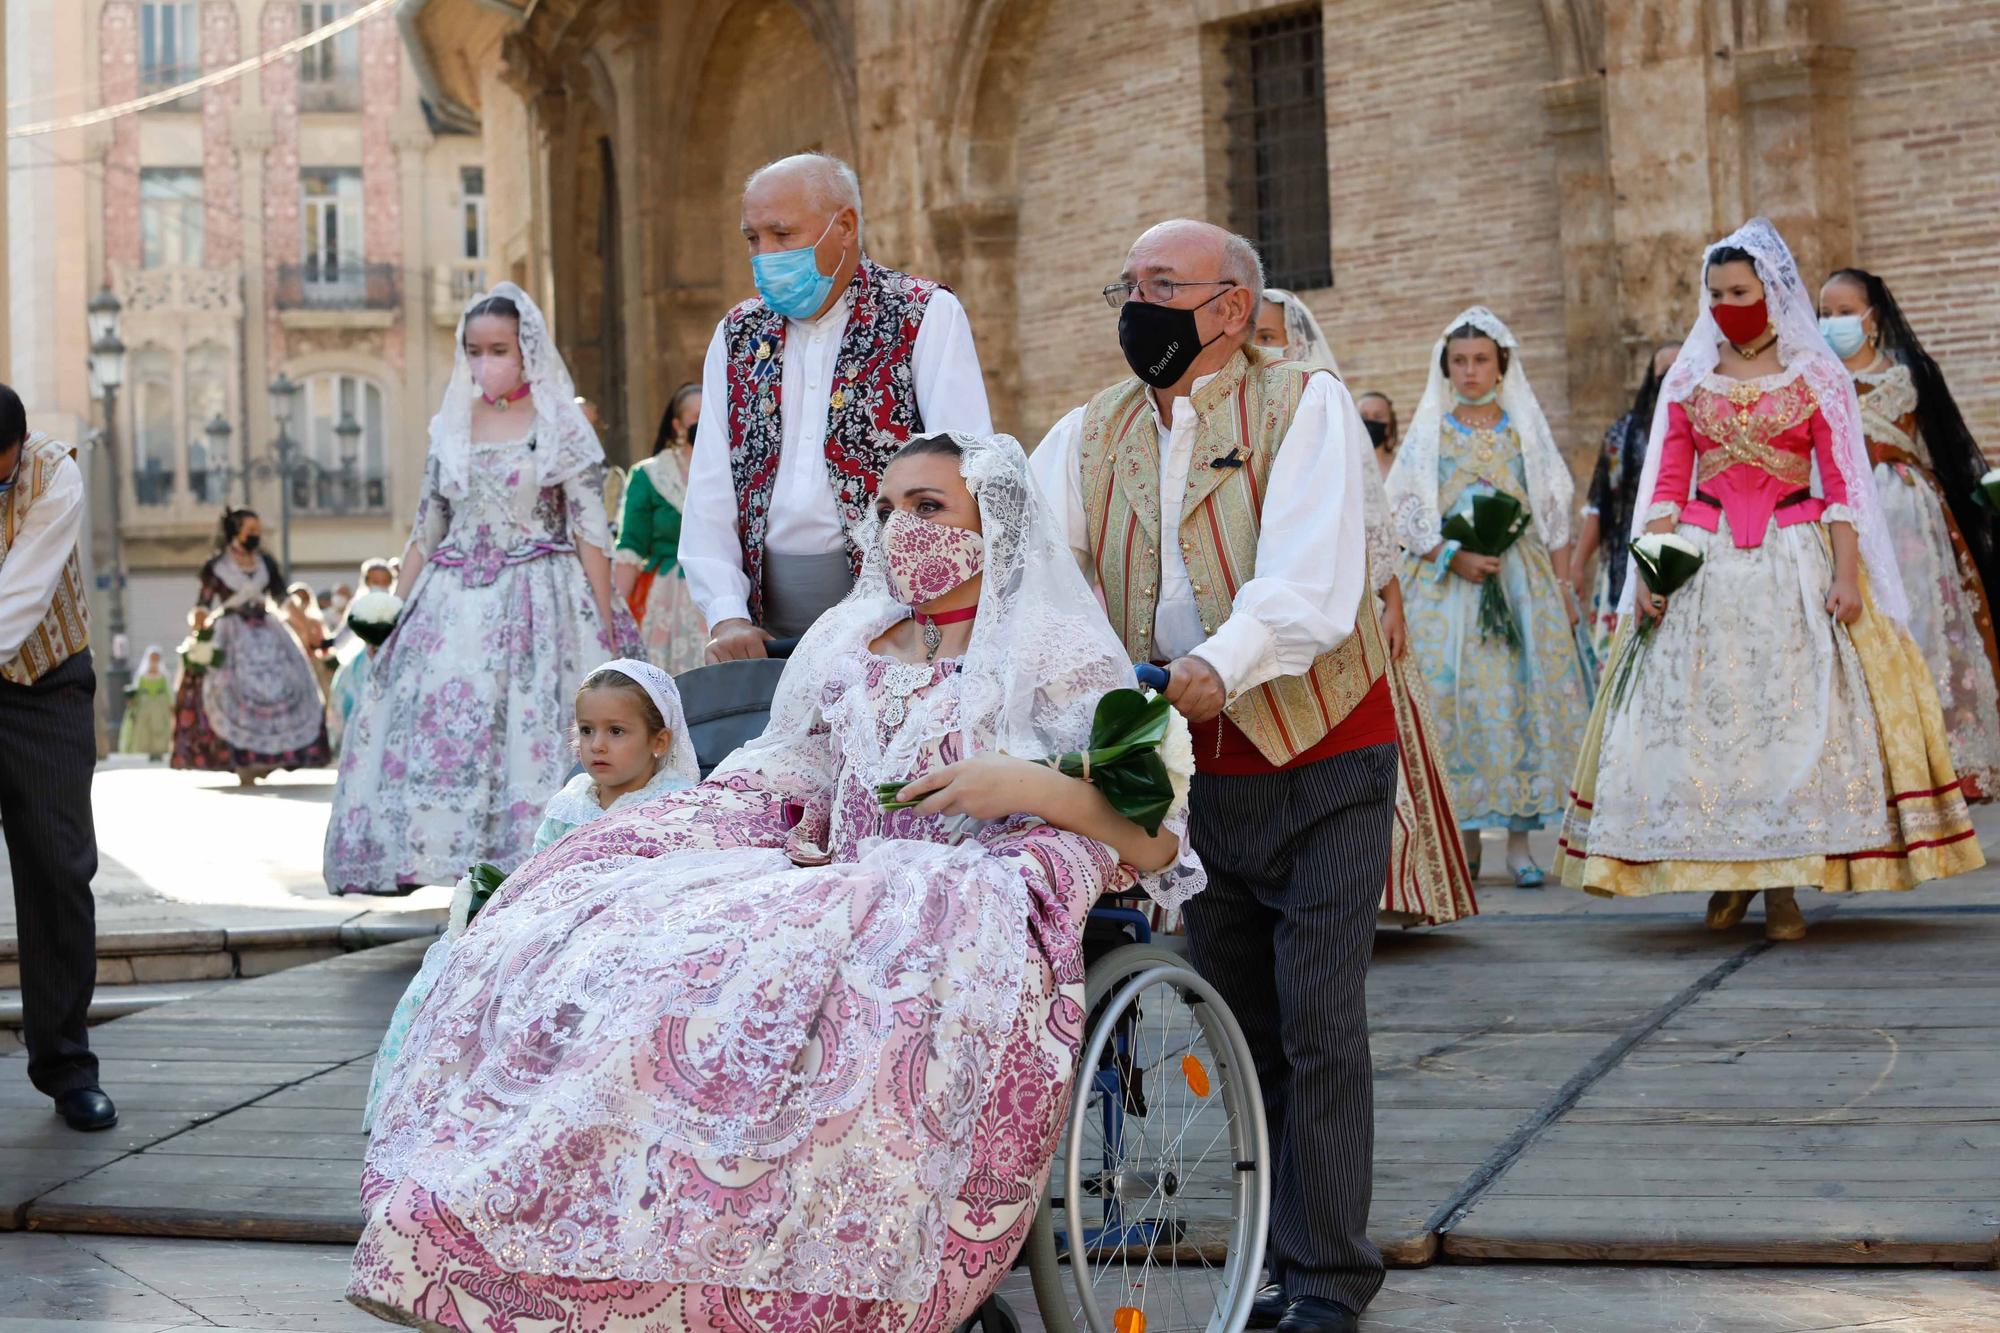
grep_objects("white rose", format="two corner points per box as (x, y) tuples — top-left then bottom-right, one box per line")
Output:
(1632, 531), (1701, 563)
(1983, 467), (2000, 488)
(1160, 708), (1195, 817)
(346, 590), (405, 627)
(187, 641), (215, 666)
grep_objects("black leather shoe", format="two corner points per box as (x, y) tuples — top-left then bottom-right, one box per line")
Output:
(1276, 1296), (1360, 1333)
(55, 1086), (117, 1131)
(1248, 1282), (1288, 1328)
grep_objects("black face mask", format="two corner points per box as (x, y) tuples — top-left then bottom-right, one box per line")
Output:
(1363, 418), (1390, 447)
(239, 533), (261, 552)
(1118, 291), (1228, 389)
(686, 420), (697, 448)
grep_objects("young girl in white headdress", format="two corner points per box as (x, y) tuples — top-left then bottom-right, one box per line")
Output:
(325, 285), (640, 895)
(363, 658), (697, 1130)
(1386, 307), (1593, 888)
(1255, 289), (1478, 925)
(1560, 219), (1982, 939)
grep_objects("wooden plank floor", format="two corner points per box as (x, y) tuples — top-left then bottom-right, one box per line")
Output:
(1443, 909), (2000, 1265)
(8, 900), (2000, 1270)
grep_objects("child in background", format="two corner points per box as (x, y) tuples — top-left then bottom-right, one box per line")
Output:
(118, 645), (174, 761)
(362, 659), (699, 1129)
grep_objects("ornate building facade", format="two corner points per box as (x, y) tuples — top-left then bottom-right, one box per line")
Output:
(81, 0), (484, 658)
(401, 0), (2000, 479)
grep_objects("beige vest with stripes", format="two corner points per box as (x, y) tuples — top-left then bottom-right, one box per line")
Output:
(1, 434), (92, 685)
(1077, 347), (1385, 767)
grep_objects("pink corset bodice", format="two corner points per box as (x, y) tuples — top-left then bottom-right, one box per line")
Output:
(1650, 373), (1847, 547)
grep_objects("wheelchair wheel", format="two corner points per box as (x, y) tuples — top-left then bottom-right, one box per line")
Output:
(1025, 943), (1269, 1333)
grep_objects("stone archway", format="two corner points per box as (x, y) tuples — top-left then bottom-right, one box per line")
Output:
(551, 73), (628, 458)
(658, 0), (857, 397)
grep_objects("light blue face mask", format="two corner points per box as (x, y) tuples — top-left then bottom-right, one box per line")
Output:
(1819, 313), (1870, 359)
(750, 215), (842, 320)
(1453, 384), (1501, 407)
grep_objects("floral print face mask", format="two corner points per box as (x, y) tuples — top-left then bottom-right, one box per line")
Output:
(881, 509), (985, 607)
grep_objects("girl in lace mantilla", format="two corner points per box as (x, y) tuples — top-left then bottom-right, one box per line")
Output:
(349, 433), (1199, 1333)
(1559, 219), (1983, 939)
(1818, 267), (2000, 802)
(323, 285), (640, 896)
(361, 659), (697, 1132)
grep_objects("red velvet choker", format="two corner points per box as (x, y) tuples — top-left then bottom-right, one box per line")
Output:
(914, 605), (977, 660)
(481, 382), (532, 410)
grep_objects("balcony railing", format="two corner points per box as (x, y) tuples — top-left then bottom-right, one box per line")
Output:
(274, 261), (400, 311)
(431, 260), (488, 324)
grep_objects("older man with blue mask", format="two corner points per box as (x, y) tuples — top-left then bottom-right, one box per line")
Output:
(683, 152), (992, 659)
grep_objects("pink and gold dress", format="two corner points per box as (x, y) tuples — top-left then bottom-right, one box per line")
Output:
(1561, 370), (1982, 894)
(349, 650), (1140, 1333)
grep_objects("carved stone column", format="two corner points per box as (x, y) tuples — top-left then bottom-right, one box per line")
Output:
(1732, 40), (1857, 286)
(1542, 74), (1623, 467)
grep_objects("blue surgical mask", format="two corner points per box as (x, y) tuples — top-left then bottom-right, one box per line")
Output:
(1453, 385), (1501, 407)
(1819, 313), (1870, 359)
(750, 215), (842, 320)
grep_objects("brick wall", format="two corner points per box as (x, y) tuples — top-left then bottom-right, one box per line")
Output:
(259, 0), (299, 363)
(1845, 0), (2000, 449)
(99, 2), (139, 273)
(200, 1), (242, 268)
(1008, 0), (1569, 451)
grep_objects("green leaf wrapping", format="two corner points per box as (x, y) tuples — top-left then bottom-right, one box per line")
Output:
(1442, 492), (1531, 649)
(1606, 545), (1706, 711)
(462, 860), (508, 924)
(873, 688), (1177, 835)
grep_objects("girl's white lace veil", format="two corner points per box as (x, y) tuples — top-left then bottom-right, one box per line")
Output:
(1264, 288), (1341, 375)
(1384, 305), (1573, 555)
(1618, 218), (1907, 624)
(717, 432), (1137, 786)
(430, 282), (606, 517)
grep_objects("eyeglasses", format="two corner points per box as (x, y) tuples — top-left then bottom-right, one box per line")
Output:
(1101, 278), (1236, 310)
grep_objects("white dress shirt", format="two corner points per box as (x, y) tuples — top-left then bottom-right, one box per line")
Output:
(682, 284), (993, 627)
(0, 453), (84, 666)
(1030, 369), (1368, 698)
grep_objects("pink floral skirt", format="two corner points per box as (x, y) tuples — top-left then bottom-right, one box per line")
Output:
(349, 781), (1109, 1332)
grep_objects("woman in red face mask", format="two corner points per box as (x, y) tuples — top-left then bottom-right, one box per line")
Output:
(1558, 219), (1984, 940)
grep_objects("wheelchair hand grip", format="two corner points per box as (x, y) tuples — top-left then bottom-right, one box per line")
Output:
(1134, 663), (1169, 691)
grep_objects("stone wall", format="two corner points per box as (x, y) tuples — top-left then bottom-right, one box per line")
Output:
(484, 0), (2000, 482)
(1846, 0), (2000, 440)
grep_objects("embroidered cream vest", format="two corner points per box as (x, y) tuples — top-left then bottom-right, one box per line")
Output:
(1, 433), (91, 685)
(1077, 347), (1385, 767)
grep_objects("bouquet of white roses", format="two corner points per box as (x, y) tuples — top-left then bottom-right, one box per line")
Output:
(875, 669), (1196, 837)
(1606, 531), (1705, 708)
(345, 590), (404, 647)
(177, 626), (223, 677)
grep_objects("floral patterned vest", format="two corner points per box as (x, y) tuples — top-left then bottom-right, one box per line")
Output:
(0, 433), (91, 685)
(1078, 348), (1386, 767)
(722, 257), (936, 625)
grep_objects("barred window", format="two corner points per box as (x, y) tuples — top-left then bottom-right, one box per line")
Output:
(1223, 8), (1332, 291)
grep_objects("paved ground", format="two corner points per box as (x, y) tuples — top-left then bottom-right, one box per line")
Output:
(0, 1231), (1994, 1332)
(2, 765), (1998, 1331)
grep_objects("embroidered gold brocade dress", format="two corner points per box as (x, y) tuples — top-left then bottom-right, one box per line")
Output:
(1561, 371), (1982, 895)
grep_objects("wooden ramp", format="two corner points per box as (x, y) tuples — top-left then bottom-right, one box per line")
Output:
(6, 905), (2000, 1269)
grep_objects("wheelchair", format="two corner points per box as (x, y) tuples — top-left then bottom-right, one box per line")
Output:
(677, 650), (1271, 1333)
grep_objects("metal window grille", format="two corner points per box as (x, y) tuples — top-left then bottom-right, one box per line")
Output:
(1224, 8), (1333, 291)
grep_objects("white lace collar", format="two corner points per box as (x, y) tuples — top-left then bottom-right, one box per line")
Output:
(540, 765), (695, 831)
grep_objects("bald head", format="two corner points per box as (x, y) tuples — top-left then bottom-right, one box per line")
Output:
(743, 153), (864, 235)
(1118, 219), (1264, 384)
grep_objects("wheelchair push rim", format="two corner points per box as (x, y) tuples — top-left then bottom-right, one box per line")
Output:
(1060, 961), (1269, 1333)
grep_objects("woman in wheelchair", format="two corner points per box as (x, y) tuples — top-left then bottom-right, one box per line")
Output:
(351, 432), (1202, 1332)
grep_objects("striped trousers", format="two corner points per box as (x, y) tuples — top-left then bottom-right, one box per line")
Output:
(1183, 741), (1396, 1314)
(0, 650), (100, 1096)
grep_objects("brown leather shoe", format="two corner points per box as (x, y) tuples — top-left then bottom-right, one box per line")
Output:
(1763, 887), (1806, 941)
(1705, 890), (1753, 930)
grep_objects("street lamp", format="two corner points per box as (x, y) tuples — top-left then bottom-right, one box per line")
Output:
(204, 413), (233, 506)
(335, 409), (362, 510)
(86, 285), (132, 730)
(268, 372), (301, 574)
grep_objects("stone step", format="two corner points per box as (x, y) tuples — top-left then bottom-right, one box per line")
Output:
(0, 977), (242, 1030)
(0, 914), (442, 989)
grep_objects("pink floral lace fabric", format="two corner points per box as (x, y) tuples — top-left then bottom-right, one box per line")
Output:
(351, 652), (1124, 1331)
